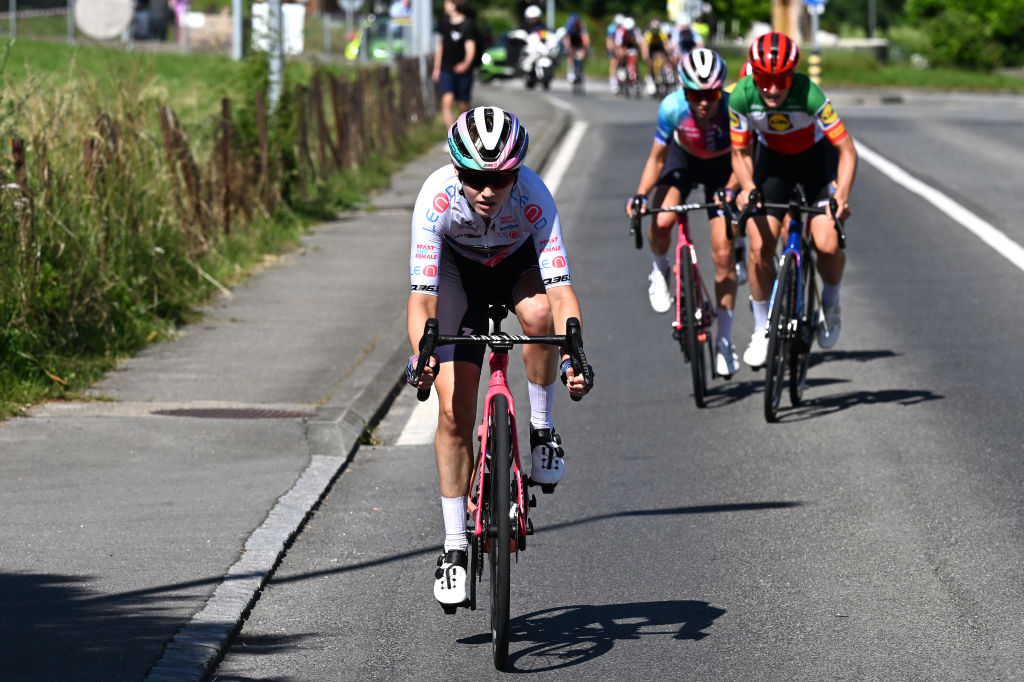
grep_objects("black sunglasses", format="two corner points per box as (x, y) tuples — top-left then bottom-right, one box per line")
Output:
(459, 171), (518, 190)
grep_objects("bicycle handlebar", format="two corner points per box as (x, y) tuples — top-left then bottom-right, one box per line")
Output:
(628, 197), (644, 249)
(410, 317), (594, 402)
(629, 189), (738, 242)
(727, 188), (846, 249)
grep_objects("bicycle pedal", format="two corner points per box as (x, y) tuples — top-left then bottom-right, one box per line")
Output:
(529, 494), (537, 508)
(527, 518), (535, 535)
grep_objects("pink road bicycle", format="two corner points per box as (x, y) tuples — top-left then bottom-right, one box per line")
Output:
(411, 305), (592, 670)
(630, 193), (729, 408)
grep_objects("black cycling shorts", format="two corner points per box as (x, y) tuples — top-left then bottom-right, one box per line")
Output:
(755, 138), (838, 219)
(436, 239), (540, 367)
(655, 143), (732, 221)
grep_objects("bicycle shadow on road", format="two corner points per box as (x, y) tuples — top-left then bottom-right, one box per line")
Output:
(458, 600), (727, 672)
(776, 385), (943, 423)
(703, 348), (903, 409)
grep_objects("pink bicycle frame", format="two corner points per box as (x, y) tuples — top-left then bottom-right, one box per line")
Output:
(672, 213), (714, 339)
(471, 350), (529, 548)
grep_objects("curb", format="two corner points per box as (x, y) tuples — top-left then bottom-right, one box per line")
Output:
(146, 96), (573, 681)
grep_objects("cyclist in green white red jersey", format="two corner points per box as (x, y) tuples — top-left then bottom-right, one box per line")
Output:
(729, 31), (857, 368)
(625, 49), (742, 377)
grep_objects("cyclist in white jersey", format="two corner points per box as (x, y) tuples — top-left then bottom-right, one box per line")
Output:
(406, 106), (592, 607)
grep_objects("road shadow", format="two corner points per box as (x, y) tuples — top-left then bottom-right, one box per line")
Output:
(776, 386), (943, 422)
(271, 500), (803, 583)
(458, 600), (727, 672)
(0, 571), (255, 680)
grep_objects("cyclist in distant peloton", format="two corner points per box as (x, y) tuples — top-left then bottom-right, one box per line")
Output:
(625, 49), (742, 377)
(642, 18), (670, 90)
(729, 31), (857, 368)
(605, 14), (623, 92)
(406, 107), (593, 607)
(613, 17), (645, 92)
(563, 13), (590, 84)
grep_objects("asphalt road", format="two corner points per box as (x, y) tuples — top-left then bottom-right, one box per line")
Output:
(212, 83), (1024, 680)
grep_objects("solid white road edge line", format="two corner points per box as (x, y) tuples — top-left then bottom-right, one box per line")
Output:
(856, 141), (1024, 273)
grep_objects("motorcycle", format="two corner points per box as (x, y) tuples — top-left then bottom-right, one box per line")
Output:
(508, 27), (565, 90)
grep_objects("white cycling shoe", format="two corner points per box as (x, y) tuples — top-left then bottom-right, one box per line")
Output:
(648, 270), (672, 314)
(818, 305), (841, 348)
(529, 427), (564, 491)
(434, 549), (469, 606)
(716, 340), (739, 378)
(743, 329), (769, 369)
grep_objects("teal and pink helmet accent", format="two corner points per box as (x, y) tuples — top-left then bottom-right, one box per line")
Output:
(448, 106), (529, 172)
(678, 48), (727, 91)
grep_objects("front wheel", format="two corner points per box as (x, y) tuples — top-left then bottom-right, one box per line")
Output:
(790, 253), (817, 406)
(487, 394), (512, 670)
(681, 251), (708, 408)
(764, 254), (797, 422)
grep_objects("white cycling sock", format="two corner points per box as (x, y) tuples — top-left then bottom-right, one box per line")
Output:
(716, 307), (734, 347)
(441, 495), (468, 552)
(752, 298), (769, 332)
(529, 381), (556, 430)
(652, 256), (670, 279)
(822, 283), (840, 309)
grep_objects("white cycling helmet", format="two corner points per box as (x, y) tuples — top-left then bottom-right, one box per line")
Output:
(524, 5), (542, 20)
(621, 17), (635, 31)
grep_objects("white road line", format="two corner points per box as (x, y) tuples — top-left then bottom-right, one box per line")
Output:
(395, 389), (437, 445)
(394, 117), (590, 446)
(857, 141), (1024, 273)
(543, 120), (589, 197)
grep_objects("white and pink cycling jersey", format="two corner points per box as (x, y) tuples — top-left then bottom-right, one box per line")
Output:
(409, 164), (572, 293)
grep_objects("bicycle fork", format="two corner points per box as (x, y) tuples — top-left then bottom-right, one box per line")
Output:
(767, 230), (806, 338)
(472, 352), (534, 555)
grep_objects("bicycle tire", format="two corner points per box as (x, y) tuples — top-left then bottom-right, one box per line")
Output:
(764, 253), (797, 422)
(682, 253), (708, 408)
(487, 394), (512, 670)
(789, 250), (816, 406)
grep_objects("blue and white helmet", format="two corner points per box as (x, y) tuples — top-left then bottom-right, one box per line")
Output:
(448, 106), (529, 172)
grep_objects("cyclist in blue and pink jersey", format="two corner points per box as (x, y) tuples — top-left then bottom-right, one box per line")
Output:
(406, 106), (592, 608)
(729, 32), (857, 368)
(626, 48), (742, 377)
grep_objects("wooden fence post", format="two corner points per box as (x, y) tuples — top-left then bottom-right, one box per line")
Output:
(329, 75), (351, 170)
(220, 97), (232, 235)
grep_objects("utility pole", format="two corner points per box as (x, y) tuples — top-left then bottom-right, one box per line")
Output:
(268, 0), (284, 113)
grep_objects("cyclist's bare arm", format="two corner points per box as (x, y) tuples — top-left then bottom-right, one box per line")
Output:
(407, 292), (439, 387)
(545, 285), (588, 399)
(626, 141), (669, 217)
(831, 134), (858, 221)
(731, 143), (757, 208)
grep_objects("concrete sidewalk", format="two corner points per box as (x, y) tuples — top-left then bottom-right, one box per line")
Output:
(0, 85), (568, 681)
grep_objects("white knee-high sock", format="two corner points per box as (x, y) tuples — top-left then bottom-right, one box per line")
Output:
(442, 495), (468, 552)
(529, 381), (556, 430)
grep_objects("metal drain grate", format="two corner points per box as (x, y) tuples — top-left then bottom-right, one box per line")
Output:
(152, 408), (309, 419)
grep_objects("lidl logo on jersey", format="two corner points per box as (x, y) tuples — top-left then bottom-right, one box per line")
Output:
(820, 103), (838, 125)
(768, 114), (792, 131)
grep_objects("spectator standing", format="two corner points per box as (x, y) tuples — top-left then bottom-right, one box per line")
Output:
(432, 0), (479, 130)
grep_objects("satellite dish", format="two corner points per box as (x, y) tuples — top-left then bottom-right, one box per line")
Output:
(75, 0), (134, 41)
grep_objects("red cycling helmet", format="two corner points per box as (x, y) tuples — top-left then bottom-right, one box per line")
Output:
(748, 31), (799, 75)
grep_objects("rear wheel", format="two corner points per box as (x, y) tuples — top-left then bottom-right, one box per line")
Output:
(764, 254), (796, 422)
(487, 394), (512, 670)
(682, 252), (708, 408)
